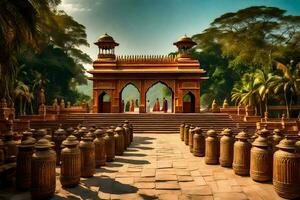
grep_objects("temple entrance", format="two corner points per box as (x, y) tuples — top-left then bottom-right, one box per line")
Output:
(90, 34), (206, 113)
(183, 92), (195, 113)
(145, 82), (174, 113)
(120, 83), (140, 113)
(98, 92), (111, 113)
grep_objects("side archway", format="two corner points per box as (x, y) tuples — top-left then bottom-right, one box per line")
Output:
(98, 92), (111, 113)
(183, 91), (195, 113)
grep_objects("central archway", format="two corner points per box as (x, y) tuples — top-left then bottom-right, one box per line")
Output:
(145, 81), (174, 113)
(120, 83), (140, 113)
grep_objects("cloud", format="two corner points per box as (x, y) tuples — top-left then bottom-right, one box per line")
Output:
(58, 0), (93, 13)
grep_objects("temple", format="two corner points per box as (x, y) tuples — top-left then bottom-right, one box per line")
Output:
(88, 33), (208, 113)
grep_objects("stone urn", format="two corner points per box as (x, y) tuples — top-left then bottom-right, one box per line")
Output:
(273, 136), (300, 199)
(22, 131), (36, 143)
(34, 129), (47, 141)
(78, 126), (88, 139)
(88, 127), (96, 139)
(0, 139), (4, 166)
(66, 127), (74, 137)
(31, 139), (56, 200)
(219, 128), (234, 167)
(189, 126), (196, 153)
(184, 124), (190, 145)
(3, 128), (17, 162)
(250, 128), (272, 182)
(129, 124), (133, 143)
(79, 133), (95, 178)
(60, 135), (81, 187)
(104, 128), (115, 162)
(193, 127), (205, 157)
(123, 123), (130, 149)
(272, 129), (283, 153)
(94, 128), (106, 167)
(53, 125), (66, 165)
(16, 136), (35, 190)
(115, 126), (125, 156)
(118, 125), (126, 152)
(233, 131), (251, 176)
(205, 129), (219, 165)
(180, 123), (185, 141)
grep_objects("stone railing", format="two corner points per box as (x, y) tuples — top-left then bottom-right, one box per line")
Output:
(116, 55), (176, 64)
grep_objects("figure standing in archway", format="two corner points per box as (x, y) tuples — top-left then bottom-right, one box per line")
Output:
(146, 100), (151, 112)
(125, 101), (130, 112)
(153, 98), (160, 112)
(130, 99), (135, 112)
(162, 97), (168, 113)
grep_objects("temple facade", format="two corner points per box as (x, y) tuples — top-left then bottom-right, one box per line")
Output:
(88, 33), (208, 113)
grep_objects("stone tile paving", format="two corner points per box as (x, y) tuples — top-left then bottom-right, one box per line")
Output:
(2, 134), (286, 200)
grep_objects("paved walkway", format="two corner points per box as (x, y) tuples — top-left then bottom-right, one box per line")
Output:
(5, 134), (284, 200)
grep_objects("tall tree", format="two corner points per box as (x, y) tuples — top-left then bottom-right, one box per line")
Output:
(0, 0), (60, 103)
(192, 6), (300, 108)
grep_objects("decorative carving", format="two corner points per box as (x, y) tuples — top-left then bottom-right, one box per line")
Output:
(182, 82), (197, 88)
(116, 55), (176, 64)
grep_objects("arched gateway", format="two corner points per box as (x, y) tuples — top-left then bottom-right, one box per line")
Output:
(88, 33), (208, 113)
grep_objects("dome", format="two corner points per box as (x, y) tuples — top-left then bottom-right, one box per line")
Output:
(97, 33), (115, 43)
(177, 35), (193, 42)
(95, 33), (119, 47)
(173, 34), (196, 47)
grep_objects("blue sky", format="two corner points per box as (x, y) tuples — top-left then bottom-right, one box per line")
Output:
(59, 0), (300, 69)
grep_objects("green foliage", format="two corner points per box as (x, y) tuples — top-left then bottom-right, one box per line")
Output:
(0, 0), (91, 114)
(193, 6), (300, 115)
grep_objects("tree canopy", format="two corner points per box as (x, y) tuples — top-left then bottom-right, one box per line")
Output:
(192, 6), (300, 117)
(0, 0), (91, 115)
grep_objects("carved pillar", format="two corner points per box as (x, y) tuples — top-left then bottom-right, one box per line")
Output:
(175, 81), (182, 113)
(195, 88), (200, 113)
(140, 80), (146, 113)
(111, 81), (119, 113)
(92, 89), (98, 113)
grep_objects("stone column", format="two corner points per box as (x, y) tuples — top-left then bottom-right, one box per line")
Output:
(139, 80), (146, 113)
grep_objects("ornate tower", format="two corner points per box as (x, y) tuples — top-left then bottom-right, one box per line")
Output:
(94, 33), (119, 61)
(173, 35), (196, 61)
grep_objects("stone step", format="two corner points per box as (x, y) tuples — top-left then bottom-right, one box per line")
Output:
(29, 113), (248, 134)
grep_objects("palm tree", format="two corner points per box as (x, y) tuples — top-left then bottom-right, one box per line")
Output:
(268, 62), (300, 118)
(253, 69), (271, 113)
(14, 81), (33, 115)
(231, 73), (261, 114)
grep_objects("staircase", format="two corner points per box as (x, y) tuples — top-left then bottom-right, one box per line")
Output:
(53, 113), (242, 134)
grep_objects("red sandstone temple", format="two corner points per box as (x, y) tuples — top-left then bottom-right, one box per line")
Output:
(88, 33), (208, 113)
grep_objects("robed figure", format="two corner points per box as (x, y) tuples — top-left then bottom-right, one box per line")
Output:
(153, 98), (160, 112)
(146, 100), (151, 113)
(162, 98), (168, 113)
(125, 101), (130, 112)
(130, 99), (135, 112)
(135, 99), (139, 107)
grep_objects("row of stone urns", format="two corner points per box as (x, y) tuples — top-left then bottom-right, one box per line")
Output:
(3, 120), (133, 200)
(180, 124), (300, 200)
(0, 120), (133, 166)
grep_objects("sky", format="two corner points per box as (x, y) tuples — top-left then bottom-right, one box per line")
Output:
(58, 0), (300, 70)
